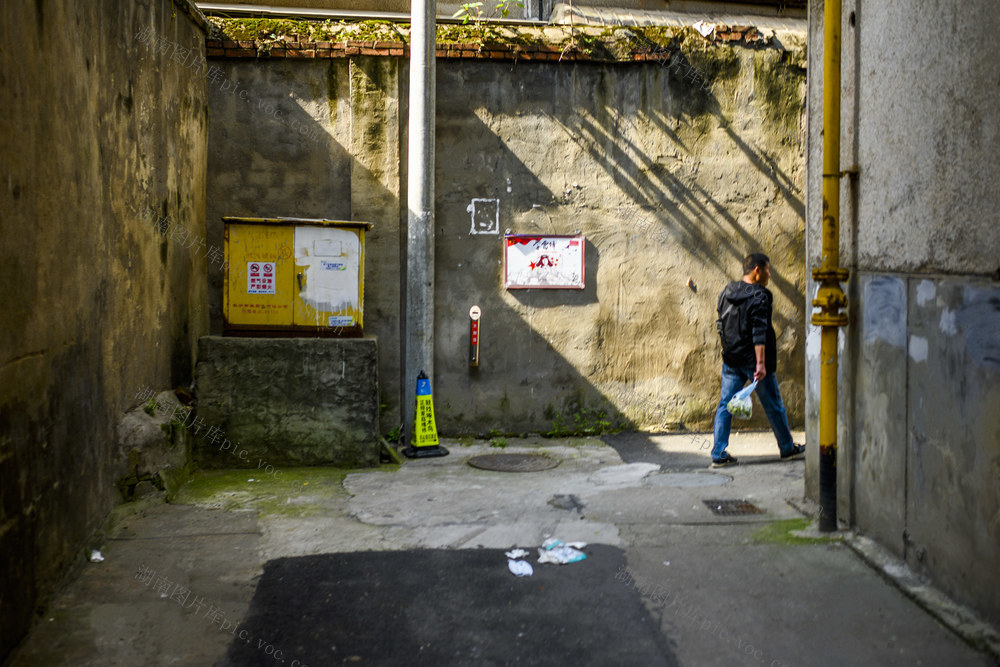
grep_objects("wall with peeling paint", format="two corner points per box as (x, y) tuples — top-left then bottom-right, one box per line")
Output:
(805, 0), (1000, 629)
(207, 42), (808, 438)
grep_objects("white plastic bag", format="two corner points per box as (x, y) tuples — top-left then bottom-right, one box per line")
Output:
(508, 559), (534, 577)
(537, 538), (587, 565)
(726, 380), (758, 419)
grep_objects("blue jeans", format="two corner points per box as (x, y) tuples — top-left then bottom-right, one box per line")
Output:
(711, 363), (795, 461)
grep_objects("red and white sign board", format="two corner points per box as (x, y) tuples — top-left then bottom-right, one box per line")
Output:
(247, 262), (276, 295)
(504, 234), (585, 289)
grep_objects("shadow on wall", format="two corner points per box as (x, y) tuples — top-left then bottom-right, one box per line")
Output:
(431, 58), (805, 437)
(203, 52), (806, 444)
(431, 84), (649, 437)
(432, 90), (610, 433)
(205, 59), (405, 432)
(205, 59), (353, 332)
(545, 63), (802, 329)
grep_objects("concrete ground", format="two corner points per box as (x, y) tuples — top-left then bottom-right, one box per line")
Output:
(6, 431), (995, 666)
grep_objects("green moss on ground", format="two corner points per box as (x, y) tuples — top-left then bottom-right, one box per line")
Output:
(159, 466), (191, 499)
(752, 518), (842, 545)
(173, 466), (398, 517)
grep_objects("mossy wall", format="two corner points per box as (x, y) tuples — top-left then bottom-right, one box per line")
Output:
(0, 1), (209, 658)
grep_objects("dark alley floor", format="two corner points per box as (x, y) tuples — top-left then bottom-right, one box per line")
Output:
(7, 433), (996, 666)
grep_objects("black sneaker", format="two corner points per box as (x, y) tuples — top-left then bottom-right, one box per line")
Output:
(711, 453), (738, 468)
(781, 444), (806, 460)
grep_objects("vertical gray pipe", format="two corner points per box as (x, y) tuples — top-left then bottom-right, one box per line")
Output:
(405, 0), (436, 445)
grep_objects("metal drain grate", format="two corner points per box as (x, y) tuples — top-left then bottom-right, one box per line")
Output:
(703, 499), (764, 516)
(467, 453), (560, 472)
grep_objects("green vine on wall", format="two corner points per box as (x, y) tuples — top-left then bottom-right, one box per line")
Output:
(452, 1), (524, 43)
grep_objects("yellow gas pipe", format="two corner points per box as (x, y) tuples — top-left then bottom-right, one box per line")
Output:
(813, 0), (850, 532)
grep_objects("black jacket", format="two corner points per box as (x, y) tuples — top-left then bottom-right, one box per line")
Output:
(716, 281), (777, 372)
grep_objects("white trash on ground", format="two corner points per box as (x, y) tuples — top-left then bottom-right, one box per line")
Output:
(89, 550), (104, 563)
(537, 538), (587, 565)
(507, 559), (534, 577)
(505, 539), (588, 574)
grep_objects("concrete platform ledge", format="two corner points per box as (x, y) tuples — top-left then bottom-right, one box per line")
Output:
(194, 336), (379, 468)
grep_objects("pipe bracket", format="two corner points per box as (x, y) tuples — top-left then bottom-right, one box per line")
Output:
(812, 312), (849, 327)
(811, 266), (850, 327)
(812, 267), (850, 283)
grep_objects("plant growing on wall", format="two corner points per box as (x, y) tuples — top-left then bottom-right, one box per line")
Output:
(545, 407), (615, 437)
(452, 0), (524, 43)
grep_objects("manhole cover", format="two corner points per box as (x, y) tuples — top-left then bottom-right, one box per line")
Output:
(467, 454), (560, 472)
(703, 499), (764, 516)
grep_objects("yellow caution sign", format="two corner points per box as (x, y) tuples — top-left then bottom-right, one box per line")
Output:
(403, 371), (449, 459)
(413, 373), (439, 447)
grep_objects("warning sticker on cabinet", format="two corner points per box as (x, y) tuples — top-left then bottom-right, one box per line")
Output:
(247, 262), (275, 295)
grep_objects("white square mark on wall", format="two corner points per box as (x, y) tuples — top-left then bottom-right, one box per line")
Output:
(468, 198), (500, 235)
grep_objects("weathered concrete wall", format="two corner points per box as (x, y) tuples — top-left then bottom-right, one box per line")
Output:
(0, 1), (208, 658)
(206, 40), (807, 438)
(195, 337), (379, 467)
(433, 54), (806, 435)
(904, 279), (1000, 622)
(805, 0), (1000, 627)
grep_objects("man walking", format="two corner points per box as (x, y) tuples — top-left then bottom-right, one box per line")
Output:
(711, 253), (804, 467)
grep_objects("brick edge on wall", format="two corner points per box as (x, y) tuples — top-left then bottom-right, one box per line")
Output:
(205, 26), (767, 62)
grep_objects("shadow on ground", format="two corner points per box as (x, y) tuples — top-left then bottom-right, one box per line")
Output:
(601, 431), (710, 470)
(222, 545), (677, 666)
(602, 430), (804, 472)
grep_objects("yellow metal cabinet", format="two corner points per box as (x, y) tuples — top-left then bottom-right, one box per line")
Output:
(223, 217), (372, 336)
